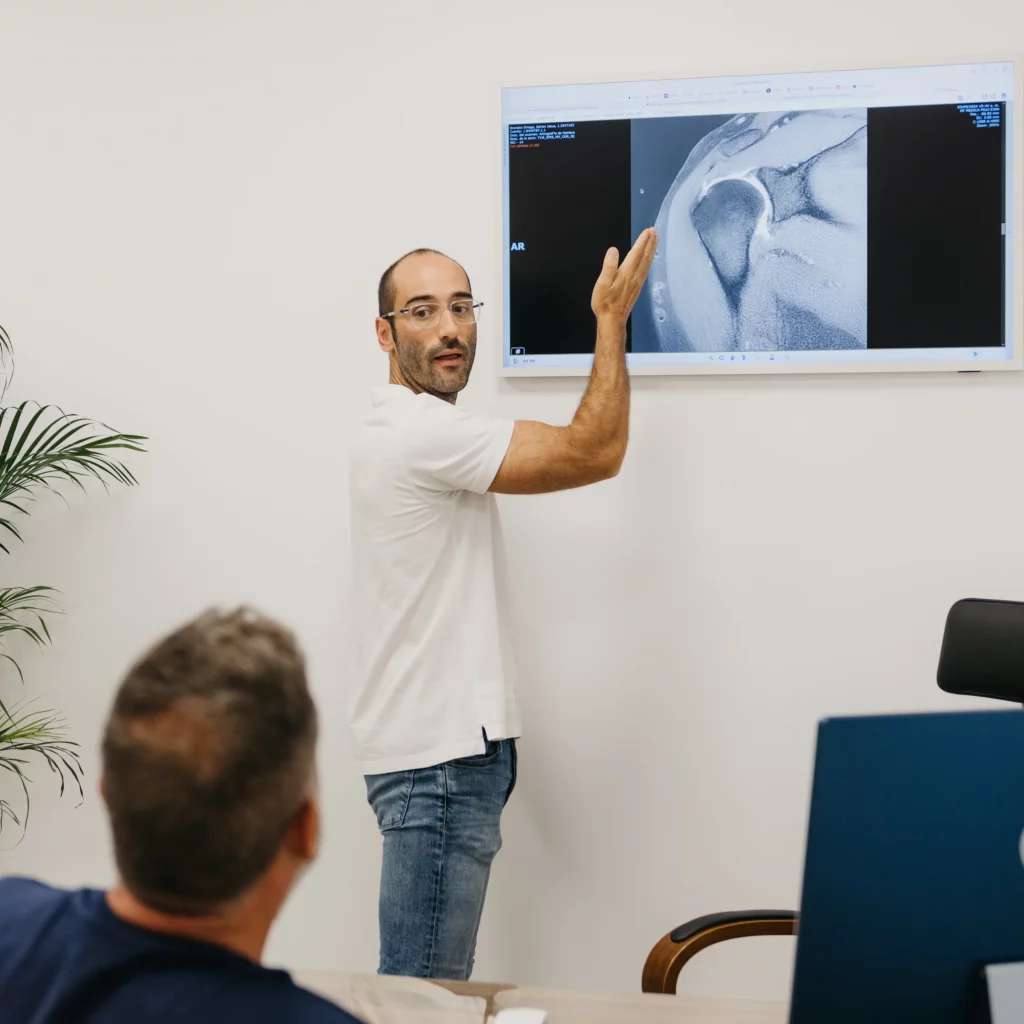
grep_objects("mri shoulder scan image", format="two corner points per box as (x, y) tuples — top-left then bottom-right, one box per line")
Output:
(647, 108), (868, 353)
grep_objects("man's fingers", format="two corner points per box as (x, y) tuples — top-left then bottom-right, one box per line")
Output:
(618, 228), (654, 276)
(620, 229), (658, 293)
(595, 246), (620, 290)
(594, 231), (657, 314)
(639, 230), (658, 274)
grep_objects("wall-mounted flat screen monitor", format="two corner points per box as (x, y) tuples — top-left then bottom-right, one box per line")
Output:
(501, 58), (1020, 376)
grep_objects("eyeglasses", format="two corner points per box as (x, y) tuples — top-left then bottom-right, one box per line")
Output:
(383, 300), (484, 330)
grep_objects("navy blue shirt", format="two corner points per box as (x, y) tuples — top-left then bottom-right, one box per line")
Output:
(0, 877), (364, 1024)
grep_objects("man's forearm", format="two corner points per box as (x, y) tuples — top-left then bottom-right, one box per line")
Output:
(566, 314), (630, 470)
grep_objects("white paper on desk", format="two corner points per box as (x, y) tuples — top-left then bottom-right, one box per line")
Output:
(985, 962), (1024, 1023)
(492, 986), (786, 1024)
(492, 986), (695, 1024)
(294, 970), (488, 1024)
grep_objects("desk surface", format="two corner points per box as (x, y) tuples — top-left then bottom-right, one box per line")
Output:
(296, 970), (788, 1024)
(492, 986), (786, 1024)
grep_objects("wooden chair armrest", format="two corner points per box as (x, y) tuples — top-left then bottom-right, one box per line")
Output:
(642, 910), (799, 994)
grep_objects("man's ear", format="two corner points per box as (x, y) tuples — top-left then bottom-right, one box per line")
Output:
(376, 317), (396, 355)
(99, 775), (107, 801)
(285, 798), (320, 863)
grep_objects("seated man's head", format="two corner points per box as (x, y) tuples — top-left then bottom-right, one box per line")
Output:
(101, 608), (318, 927)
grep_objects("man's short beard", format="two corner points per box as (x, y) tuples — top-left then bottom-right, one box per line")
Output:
(393, 332), (475, 396)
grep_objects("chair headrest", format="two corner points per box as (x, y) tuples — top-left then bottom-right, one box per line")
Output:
(937, 598), (1024, 703)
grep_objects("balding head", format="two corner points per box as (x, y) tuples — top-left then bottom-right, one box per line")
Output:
(377, 248), (471, 318)
(101, 608), (317, 915)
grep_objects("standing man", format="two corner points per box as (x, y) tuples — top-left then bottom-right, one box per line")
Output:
(349, 228), (658, 980)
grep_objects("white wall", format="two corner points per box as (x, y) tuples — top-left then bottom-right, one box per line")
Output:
(0, 0), (1021, 1003)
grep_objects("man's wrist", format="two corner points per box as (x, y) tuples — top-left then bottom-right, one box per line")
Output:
(595, 312), (628, 334)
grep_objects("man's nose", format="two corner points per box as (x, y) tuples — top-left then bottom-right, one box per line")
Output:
(436, 307), (460, 339)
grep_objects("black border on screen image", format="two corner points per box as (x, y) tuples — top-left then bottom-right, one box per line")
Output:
(866, 102), (1006, 350)
(507, 119), (631, 357)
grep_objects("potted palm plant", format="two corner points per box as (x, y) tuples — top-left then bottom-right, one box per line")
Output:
(0, 323), (145, 835)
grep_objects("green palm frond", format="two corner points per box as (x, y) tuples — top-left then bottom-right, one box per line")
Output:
(0, 401), (147, 553)
(0, 326), (143, 835)
(0, 698), (83, 833)
(0, 796), (21, 832)
(0, 324), (12, 403)
(0, 586), (61, 698)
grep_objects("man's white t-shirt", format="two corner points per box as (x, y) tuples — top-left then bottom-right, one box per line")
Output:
(348, 385), (521, 775)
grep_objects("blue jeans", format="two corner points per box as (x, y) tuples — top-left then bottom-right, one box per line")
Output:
(364, 737), (517, 979)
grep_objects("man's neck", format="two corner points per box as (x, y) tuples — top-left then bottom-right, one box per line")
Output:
(106, 884), (271, 963)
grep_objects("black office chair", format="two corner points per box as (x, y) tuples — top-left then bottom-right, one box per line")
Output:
(642, 597), (1024, 994)
(937, 597), (1024, 704)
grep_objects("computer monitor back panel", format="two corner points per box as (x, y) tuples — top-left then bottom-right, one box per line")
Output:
(791, 710), (1024, 1023)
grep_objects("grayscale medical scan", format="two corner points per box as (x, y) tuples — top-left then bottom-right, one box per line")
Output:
(644, 109), (867, 354)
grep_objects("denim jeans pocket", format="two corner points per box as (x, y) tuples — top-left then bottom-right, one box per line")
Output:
(450, 739), (503, 768)
(504, 739), (517, 806)
(365, 769), (415, 831)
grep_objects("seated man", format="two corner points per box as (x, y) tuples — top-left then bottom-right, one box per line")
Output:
(0, 608), (362, 1024)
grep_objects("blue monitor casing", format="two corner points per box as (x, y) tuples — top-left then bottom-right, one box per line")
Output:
(791, 710), (1024, 1023)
